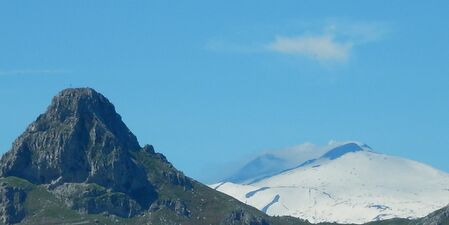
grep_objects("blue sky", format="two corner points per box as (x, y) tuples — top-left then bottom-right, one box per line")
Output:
(1, 1), (448, 183)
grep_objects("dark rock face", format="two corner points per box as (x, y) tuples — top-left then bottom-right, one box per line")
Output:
(418, 205), (449, 225)
(163, 170), (193, 189)
(220, 209), (270, 225)
(0, 88), (156, 213)
(149, 199), (191, 218)
(0, 185), (26, 224)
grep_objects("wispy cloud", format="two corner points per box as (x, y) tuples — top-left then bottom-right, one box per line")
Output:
(205, 20), (389, 65)
(0, 69), (69, 76)
(266, 21), (388, 63)
(267, 35), (352, 62)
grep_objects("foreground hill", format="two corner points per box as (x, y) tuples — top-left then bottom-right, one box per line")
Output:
(0, 88), (306, 225)
(212, 143), (449, 224)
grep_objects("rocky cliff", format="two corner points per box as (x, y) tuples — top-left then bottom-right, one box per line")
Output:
(0, 88), (156, 215)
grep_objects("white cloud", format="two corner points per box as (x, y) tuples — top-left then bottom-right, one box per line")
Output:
(273, 142), (327, 167)
(205, 20), (388, 64)
(267, 35), (352, 62)
(266, 21), (388, 63)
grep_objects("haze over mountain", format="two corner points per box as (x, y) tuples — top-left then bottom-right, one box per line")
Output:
(224, 141), (357, 184)
(212, 142), (449, 224)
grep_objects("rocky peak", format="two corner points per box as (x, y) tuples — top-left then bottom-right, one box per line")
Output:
(30, 88), (140, 151)
(0, 87), (156, 210)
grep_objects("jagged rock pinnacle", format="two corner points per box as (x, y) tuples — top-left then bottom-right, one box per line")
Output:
(37, 87), (140, 150)
(0, 87), (156, 209)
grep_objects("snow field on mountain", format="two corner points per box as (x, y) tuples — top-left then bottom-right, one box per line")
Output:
(212, 149), (449, 224)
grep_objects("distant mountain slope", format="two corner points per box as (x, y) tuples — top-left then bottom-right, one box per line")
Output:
(225, 154), (288, 184)
(212, 143), (449, 224)
(224, 142), (348, 184)
(0, 88), (306, 225)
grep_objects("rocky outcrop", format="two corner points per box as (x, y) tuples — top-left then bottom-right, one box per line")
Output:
(0, 184), (26, 224)
(149, 199), (191, 218)
(135, 144), (193, 190)
(417, 205), (449, 225)
(0, 88), (157, 214)
(52, 183), (142, 218)
(163, 170), (193, 189)
(220, 209), (270, 225)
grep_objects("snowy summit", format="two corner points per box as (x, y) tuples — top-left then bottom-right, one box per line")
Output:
(211, 142), (449, 224)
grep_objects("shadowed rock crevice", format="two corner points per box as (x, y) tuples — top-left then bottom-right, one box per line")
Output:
(0, 184), (26, 224)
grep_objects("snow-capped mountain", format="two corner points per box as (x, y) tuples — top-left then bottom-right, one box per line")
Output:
(211, 142), (449, 224)
(224, 142), (343, 184)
